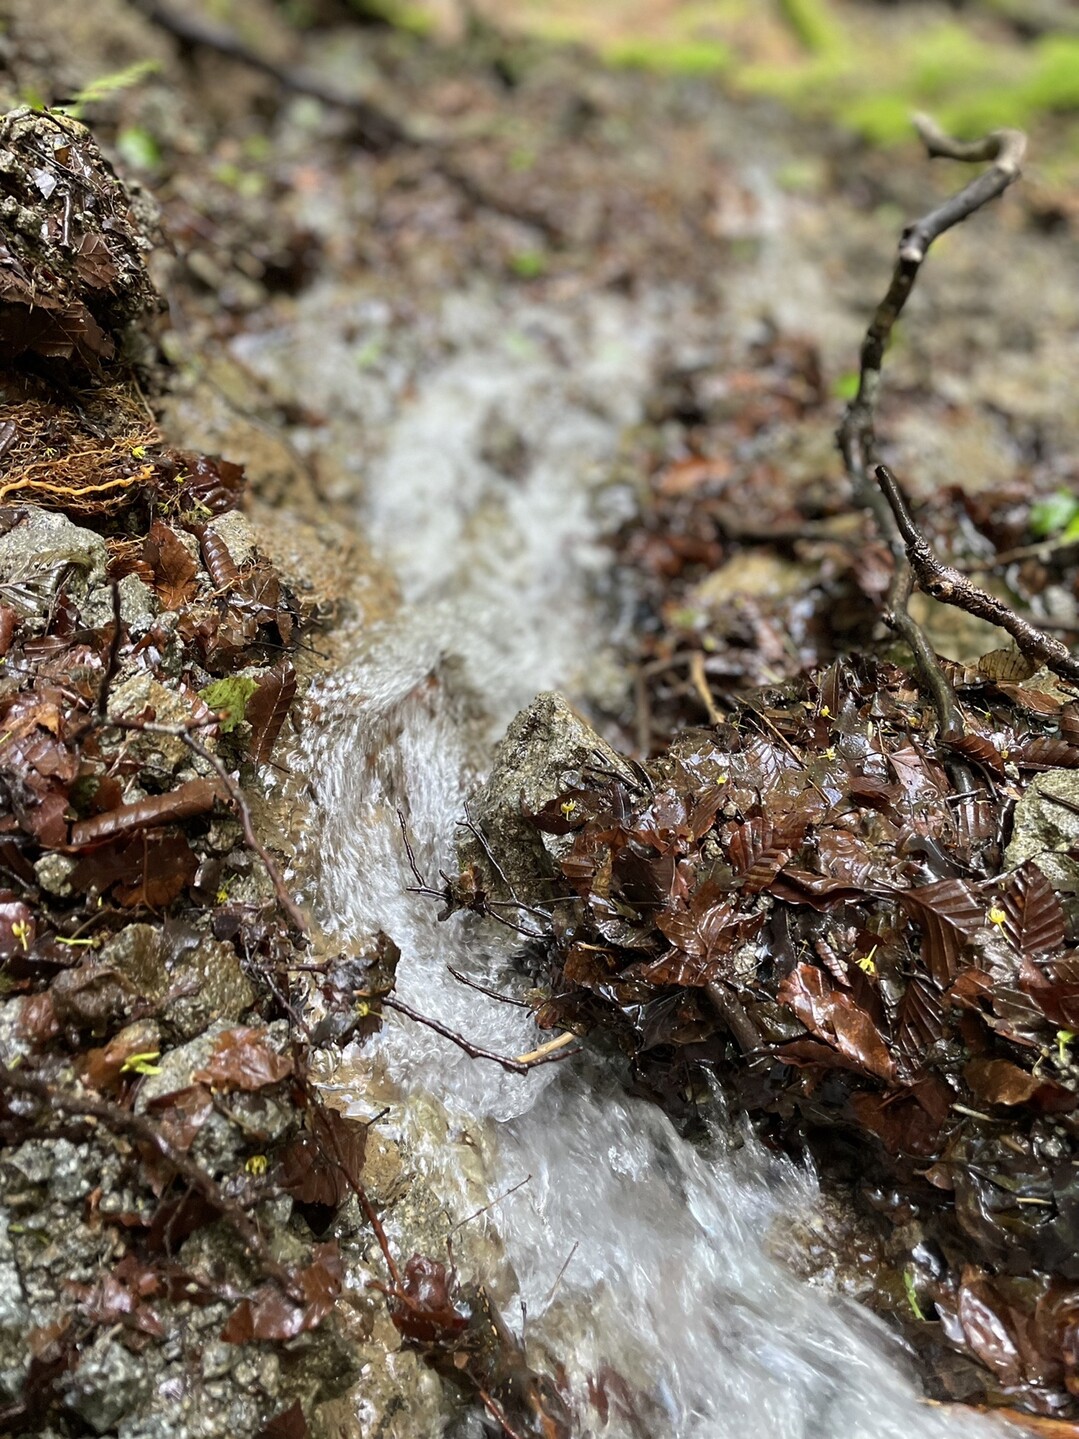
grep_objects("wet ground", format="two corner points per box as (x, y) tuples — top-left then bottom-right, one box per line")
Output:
(4, 1), (1079, 1434)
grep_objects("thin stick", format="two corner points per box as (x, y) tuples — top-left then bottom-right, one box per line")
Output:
(448, 1173), (532, 1238)
(838, 116), (1026, 506)
(543, 1240), (579, 1304)
(883, 559), (962, 737)
(381, 995), (580, 1076)
(877, 465), (1079, 686)
(837, 117), (1025, 737)
(97, 581), (123, 719)
(447, 965), (531, 1008)
(513, 1031), (577, 1065)
(689, 651), (723, 725)
(133, 0), (561, 239)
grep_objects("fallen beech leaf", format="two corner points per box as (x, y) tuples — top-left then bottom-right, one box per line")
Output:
(900, 880), (984, 987)
(778, 963), (894, 1081)
(144, 521), (198, 610)
(964, 1057), (1041, 1107)
(278, 1105), (366, 1208)
(194, 1027), (293, 1092)
(222, 1244), (343, 1343)
(245, 660), (298, 765)
(257, 1401), (308, 1439)
(70, 778), (220, 847)
(390, 1254), (469, 1344)
(1002, 863), (1065, 960)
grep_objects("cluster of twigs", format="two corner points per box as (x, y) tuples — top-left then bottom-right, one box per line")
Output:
(838, 115), (1079, 734)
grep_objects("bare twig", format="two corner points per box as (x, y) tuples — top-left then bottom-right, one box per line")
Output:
(448, 1173), (532, 1238)
(380, 994), (580, 1075)
(97, 581), (123, 720)
(877, 465), (1079, 686)
(837, 116), (1026, 738)
(130, 0), (404, 148)
(689, 651), (723, 725)
(447, 965), (531, 1008)
(838, 116), (1026, 505)
(131, 0), (562, 239)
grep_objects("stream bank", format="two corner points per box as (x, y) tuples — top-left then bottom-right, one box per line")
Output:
(3, 1), (1079, 1435)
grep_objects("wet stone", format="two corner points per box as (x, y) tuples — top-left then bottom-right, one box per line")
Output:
(61, 1331), (153, 1434)
(459, 691), (637, 906)
(82, 574), (159, 635)
(1006, 768), (1079, 893)
(0, 508), (107, 622)
(0, 1209), (29, 1401)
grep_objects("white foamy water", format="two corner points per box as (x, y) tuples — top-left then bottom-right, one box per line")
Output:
(249, 280), (1002, 1438)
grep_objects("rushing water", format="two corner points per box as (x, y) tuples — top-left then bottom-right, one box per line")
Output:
(243, 276), (1003, 1436)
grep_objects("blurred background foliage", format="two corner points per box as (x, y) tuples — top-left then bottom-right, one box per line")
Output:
(346, 0), (1079, 170)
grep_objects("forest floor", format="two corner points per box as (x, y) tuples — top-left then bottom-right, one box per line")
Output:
(3, 0), (1079, 1435)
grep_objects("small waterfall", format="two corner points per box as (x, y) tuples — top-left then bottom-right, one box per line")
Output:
(250, 279), (998, 1436)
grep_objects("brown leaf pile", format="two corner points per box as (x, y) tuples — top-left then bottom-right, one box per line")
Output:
(519, 653), (1079, 1417)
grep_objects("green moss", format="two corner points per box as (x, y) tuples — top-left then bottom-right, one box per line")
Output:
(1027, 36), (1079, 113)
(199, 676), (259, 733)
(345, 0), (433, 36)
(115, 126), (161, 170)
(777, 0), (842, 57)
(607, 37), (729, 75)
(509, 248), (548, 279)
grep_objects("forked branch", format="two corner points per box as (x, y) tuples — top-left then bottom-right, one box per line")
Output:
(877, 465), (1079, 686)
(837, 115), (1027, 738)
(838, 115), (1026, 503)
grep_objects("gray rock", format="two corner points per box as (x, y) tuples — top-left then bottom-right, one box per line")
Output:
(205, 511), (259, 569)
(0, 509), (107, 625)
(106, 674), (204, 773)
(1006, 768), (1079, 892)
(34, 851), (76, 897)
(458, 691), (636, 906)
(165, 933), (257, 1040)
(62, 1332), (152, 1433)
(82, 574), (159, 635)
(0, 1209), (29, 1400)
(99, 924), (170, 1007)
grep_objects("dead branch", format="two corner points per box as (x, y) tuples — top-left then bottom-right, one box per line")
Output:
(132, 0), (562, 240)
(97, 581), (123, 720)
(130, 0), (404, 149)
(0, 1063), (305, 1302)
(876, 465), (1079, 686)
(837, 116), (1026, 739)
(838, 115), (1026, 502)
(380, 994), (580, 1075)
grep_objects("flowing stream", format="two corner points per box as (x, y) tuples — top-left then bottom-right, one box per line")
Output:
(241, 270), (1002, 1437)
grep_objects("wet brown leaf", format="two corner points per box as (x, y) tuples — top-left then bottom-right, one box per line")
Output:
(278, 1105), (366, 1209)
(194, 1027), (293, 1092)
(144, 522), (198, 610)
(1002, 863), (1066, 960)
(245, 661), (297, 766)
(900, 880), (984, 988)
(777, 963), (894, 1080)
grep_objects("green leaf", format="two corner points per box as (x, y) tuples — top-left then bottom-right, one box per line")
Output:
(199, 676), (259, 733)
(65, 59), (162, 119)
(115, 126), (161, 170)
(1030, 490), (1079, 540)
(903, 1266), (927, 1322)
